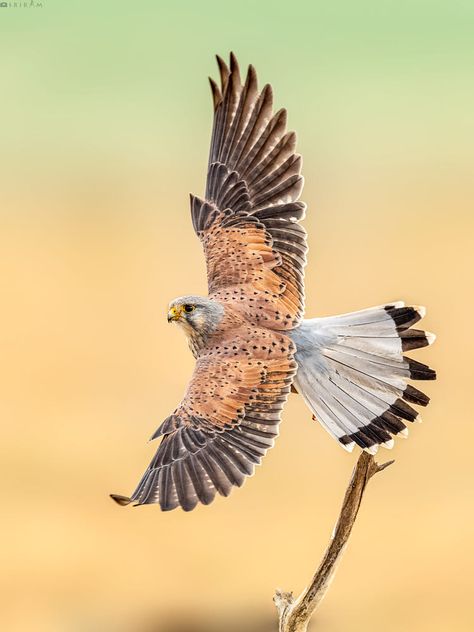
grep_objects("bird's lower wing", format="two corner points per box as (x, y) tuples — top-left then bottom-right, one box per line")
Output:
(111, 329), (296, 511)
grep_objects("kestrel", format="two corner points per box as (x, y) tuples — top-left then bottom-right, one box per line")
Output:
(111, 54), (436, 512)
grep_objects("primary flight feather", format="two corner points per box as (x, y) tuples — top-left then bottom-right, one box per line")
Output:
(111, 53), (436, 512)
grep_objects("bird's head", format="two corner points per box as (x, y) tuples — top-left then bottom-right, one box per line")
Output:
(167, 295), (224, 342)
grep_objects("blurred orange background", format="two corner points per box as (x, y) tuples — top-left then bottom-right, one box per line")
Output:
(1, 2), (473, 631)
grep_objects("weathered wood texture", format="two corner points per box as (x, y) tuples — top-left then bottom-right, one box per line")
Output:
(274, 452), (394, 632)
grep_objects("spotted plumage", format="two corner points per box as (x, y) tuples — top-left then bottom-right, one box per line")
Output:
(111, 54), (436, 512)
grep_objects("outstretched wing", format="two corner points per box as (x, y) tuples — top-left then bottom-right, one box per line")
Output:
(191, 53), (308, 329)
(111, 328), (296, 511)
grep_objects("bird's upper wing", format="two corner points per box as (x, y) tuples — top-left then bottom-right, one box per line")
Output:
(191, 53), (308, 329)
(111, 327), (296, 511)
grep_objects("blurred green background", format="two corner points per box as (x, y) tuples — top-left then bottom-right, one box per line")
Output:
(1, 1), (473, 631)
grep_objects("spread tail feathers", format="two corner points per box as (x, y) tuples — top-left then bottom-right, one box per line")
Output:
(291, 302), (436, 454)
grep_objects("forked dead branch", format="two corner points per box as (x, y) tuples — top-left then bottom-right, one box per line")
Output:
(274, 452), (394, 632)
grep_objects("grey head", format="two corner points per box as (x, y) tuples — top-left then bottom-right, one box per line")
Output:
(167, 295), (224, 353)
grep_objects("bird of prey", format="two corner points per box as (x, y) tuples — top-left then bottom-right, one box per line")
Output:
(111, 53), (436, 512)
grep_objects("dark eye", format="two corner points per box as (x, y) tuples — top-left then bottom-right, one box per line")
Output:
(183, 304), (195, 313)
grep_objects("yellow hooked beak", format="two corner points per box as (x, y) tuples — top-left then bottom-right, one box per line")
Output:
(167, 305), (183, 322)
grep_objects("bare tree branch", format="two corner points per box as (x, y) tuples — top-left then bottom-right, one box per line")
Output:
(274, 452), (395, 632)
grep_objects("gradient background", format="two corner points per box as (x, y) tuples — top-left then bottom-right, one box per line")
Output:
(1, 1), (473, 631)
